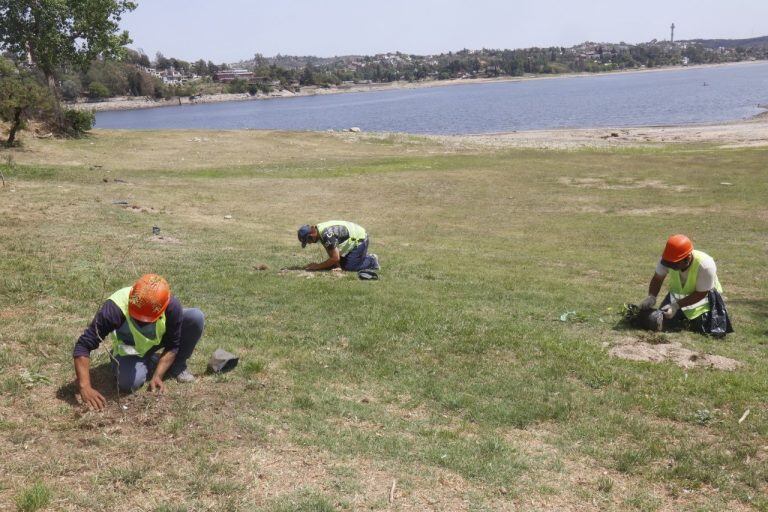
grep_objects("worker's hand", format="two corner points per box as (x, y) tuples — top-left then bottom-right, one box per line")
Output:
(661, 302), (680, 319)
(79, 385), (107, 411)
(304, 263), (318, 271)
(148, 375), (166, 393)
(639, 295), (657, 310)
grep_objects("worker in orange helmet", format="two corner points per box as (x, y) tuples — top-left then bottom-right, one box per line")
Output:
(73, 274), (205, 410)
(640, 235), (733, 336)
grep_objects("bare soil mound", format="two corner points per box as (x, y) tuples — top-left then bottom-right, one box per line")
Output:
(609, 337), (742, 371)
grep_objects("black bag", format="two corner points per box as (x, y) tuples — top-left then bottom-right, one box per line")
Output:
(696, 290), (734, 338)
(660, 291), (734, 338)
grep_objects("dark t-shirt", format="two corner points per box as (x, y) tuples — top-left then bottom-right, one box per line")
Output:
(73, 296), (183, 358)
(319, 224), (351, 250)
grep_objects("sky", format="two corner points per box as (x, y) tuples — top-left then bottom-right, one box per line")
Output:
(120, 0), (768, 63)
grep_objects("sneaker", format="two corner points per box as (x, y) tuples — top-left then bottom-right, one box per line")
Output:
(367, 253), (380, 270)
(175, 369), (196, 383)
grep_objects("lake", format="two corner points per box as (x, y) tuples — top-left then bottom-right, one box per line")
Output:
(95, 62), (768, 134)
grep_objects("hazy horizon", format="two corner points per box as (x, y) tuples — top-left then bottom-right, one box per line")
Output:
(121, 0), (768, 63)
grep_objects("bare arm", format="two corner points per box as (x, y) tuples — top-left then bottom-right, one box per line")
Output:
(676, 290), (709, 309)
(149, 350), (177, 392)
(648, 273), (665, 297)
(74, 356), (107, 410)
(305, 246), (341, 271)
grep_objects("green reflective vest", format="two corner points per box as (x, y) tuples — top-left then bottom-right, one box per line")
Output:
(669, 250), (723, 320)
(108, 287), (167, 357)
(316, 220), (367, 256)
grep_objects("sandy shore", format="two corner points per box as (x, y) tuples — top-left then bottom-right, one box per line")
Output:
(420, 112), (768, 150)
(67, 59), (768, 113)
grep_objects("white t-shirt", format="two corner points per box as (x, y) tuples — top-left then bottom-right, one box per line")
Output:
(655, 254), (717, 292)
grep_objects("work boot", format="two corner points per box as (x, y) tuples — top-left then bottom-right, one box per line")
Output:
(367, 253), (380, 270)
(175, 369), (196, 383)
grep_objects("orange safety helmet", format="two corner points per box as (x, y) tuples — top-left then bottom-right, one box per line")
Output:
(128, 274), (171, 322)
(662, 234), (694, 263)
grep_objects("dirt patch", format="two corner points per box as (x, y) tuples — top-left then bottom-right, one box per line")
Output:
(558, 177), (690, 192)
(125, 204), (156, 213)
(149, 235), (181, 244)
(609, 337), (742, 371)
(278, 268), (346, 279)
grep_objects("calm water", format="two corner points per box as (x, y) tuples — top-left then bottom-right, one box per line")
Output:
(95, 62), (768, 134)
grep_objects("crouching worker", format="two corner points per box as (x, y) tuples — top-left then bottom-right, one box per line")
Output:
(297, 220), (379, 271)
(73, 274), (205, 410)
(639, 235), (733, 337)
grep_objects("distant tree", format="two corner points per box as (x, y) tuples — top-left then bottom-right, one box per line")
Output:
(87, 81), (110, 99)
(127, 69), (155, 96)
(0, 58), (53, 145)
(155, 52), (172, 70)
(227, 78), (248, 94)
(137, 52), (151, 68)
(60, 78), (82, 101)
(86, 60), (129, 96)
(192, 59), (208, 76)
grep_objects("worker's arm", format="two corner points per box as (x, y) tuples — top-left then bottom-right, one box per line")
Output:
(72, 301), (124, 411)
(648, 272), (665, 297)
(74, 356), (107, 411)
(640, 273), (666, 309)
(305, 246), (341, 271)
(149, 350), (177, 392)
(675, 290), (709, 309)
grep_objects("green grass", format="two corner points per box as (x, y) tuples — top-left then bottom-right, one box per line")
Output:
(14, 482), (51, 512)
(0, 131), (767, 510)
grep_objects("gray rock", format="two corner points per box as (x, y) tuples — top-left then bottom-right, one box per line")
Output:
(208, 348), (239, 373)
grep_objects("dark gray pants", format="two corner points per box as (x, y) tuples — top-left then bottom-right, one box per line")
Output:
(112, 308), (205, 392)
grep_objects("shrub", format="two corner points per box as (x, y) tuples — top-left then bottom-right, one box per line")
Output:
(227, 78), (248, 94)
(60, 79), (82, 101)
(87, 81), (110, 100)
(62, 109), (94, 137)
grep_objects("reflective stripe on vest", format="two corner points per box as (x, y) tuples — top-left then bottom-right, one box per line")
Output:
(316, 220), (367, 256)
(108, 287), (167, 357)
(669, 250), (723, 320)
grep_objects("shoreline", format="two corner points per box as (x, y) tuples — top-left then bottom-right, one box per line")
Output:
(68, 59), (768, 113)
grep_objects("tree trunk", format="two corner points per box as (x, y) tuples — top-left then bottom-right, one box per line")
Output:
(7, 108), (22, 146)
(46, 73), (65, 132)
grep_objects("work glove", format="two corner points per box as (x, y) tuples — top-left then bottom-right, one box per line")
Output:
(660, 302), (680, 320)
(639, 295), (657, 310)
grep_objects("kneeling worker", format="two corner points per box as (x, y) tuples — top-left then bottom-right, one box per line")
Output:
(639, 234), (732, 336)
(297, 220), (379, 271)
(73, 274), (205, 410)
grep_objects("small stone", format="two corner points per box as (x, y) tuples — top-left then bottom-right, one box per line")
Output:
(224, 215), (233, 219)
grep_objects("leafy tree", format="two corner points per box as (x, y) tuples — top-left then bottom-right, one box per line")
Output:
(0, 58), (53, 145)
(85, 60), (129, 96)
(0, 0), (135, 129)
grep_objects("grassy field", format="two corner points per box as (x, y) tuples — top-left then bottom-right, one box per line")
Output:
(0, 130), (766, 511)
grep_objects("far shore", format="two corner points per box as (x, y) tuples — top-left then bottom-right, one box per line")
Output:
(67, 59), (768, 113)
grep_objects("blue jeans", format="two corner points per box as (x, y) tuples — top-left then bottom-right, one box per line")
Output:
(340, 238), (377, 271)
(112, 308), (205, 392)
